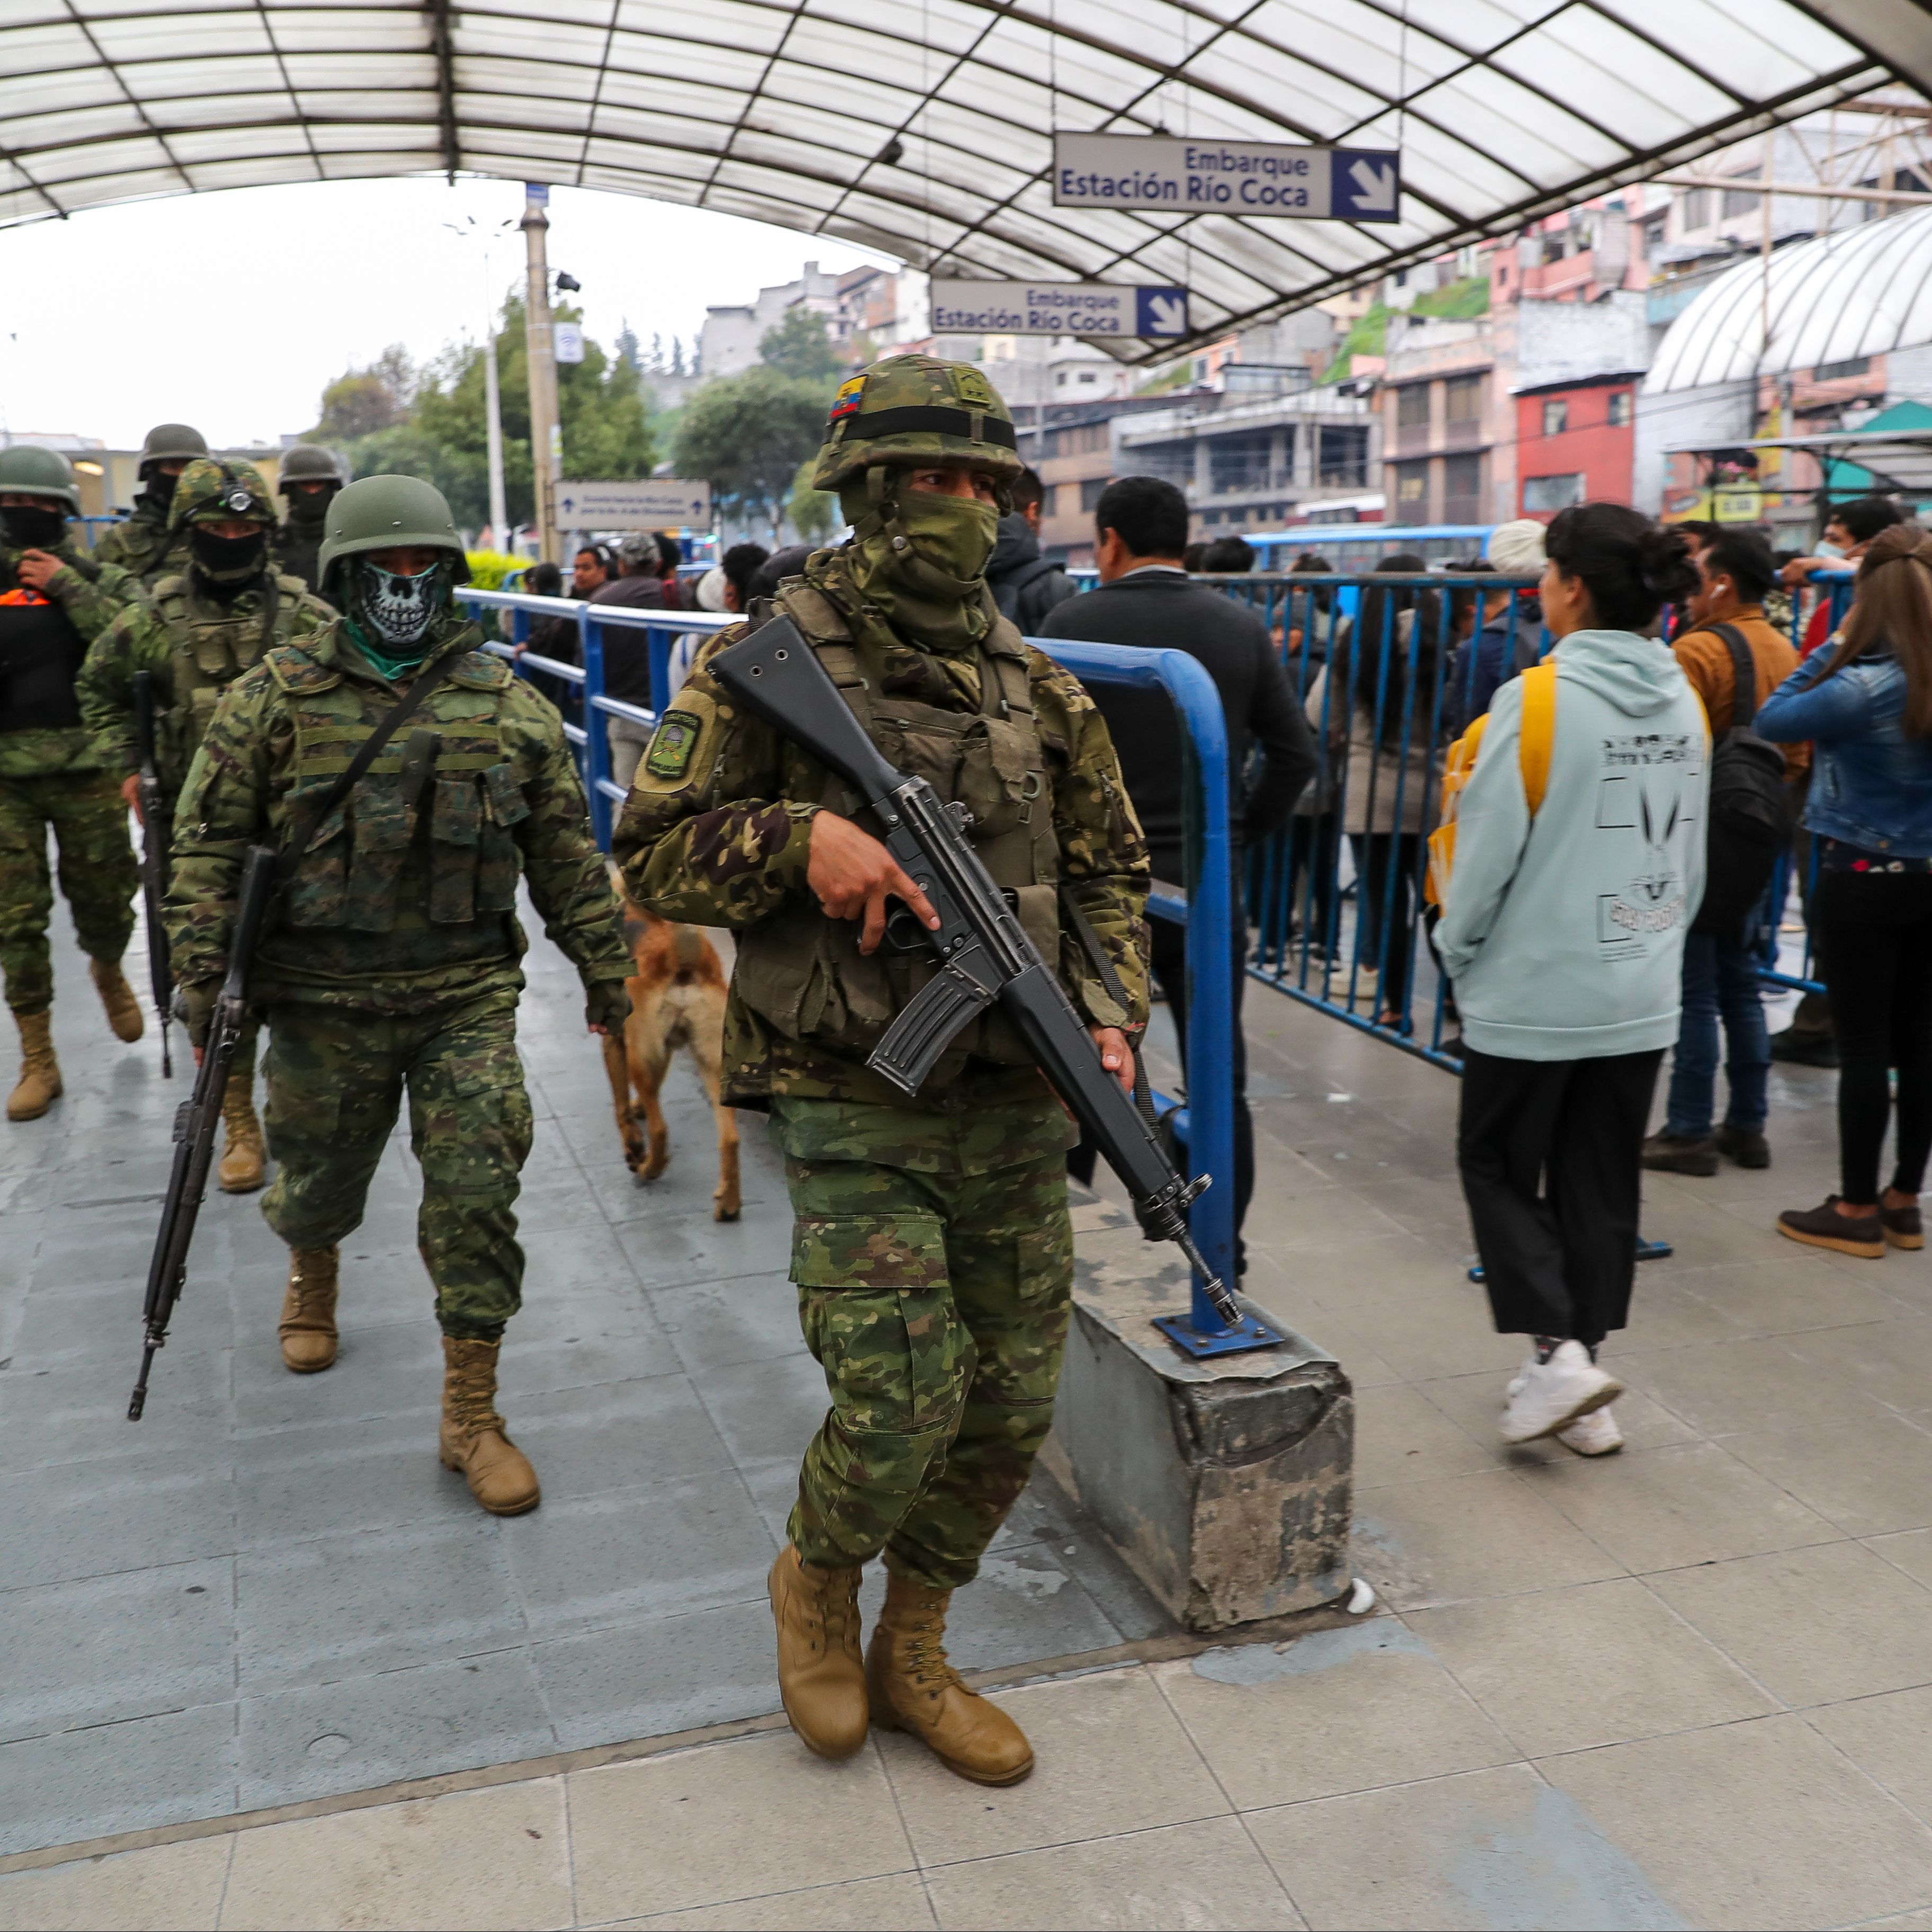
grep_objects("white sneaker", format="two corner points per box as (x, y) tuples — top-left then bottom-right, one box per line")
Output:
(1556, 1405), (1624, 1456)
(1499, 1342), (1623, 1445)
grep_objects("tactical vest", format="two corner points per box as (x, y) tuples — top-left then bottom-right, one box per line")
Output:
(268, 642), (530, 933)
(733, 580), (1060, 1071)
(152, 571), (308, 784)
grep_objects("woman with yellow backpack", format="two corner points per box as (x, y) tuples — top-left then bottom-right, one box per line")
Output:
(1431, 504), (1708, 1454)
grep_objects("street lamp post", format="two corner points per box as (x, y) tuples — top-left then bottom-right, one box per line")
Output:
(521, 184), (563, 566)
(444, 212), (513, 549)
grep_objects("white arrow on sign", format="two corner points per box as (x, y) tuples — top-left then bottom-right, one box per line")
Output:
(1145, 293), (1188, 335)
(1348, 159), (1397, 213)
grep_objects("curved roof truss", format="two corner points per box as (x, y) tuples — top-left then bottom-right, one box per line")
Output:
(3, 0), (1927, 360)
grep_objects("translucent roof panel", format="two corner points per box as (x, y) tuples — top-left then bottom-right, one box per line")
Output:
(1648, 206), (1932, 393)
(2, 0), (1925, 359)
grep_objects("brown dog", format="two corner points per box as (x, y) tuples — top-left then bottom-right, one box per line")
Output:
(604, 902), (741, 1221)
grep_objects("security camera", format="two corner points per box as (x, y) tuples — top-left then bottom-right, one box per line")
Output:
(555, 272), (582, 292)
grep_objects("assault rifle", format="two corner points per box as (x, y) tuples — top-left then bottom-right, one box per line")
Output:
(132, 671), (174, 1078)
(708, 619), (1239, 1322)
(128, 844), (277, 1421)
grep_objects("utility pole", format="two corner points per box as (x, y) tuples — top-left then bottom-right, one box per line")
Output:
(521, 183), (562, 565)
(483, 326), (508, 546)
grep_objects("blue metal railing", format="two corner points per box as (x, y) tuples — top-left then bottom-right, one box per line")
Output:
(455, 584), (1262, 1354)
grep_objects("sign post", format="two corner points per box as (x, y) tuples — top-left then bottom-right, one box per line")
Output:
(929, 279), (1190, 340)
(555, 479), (714, 530)
(1052, 133), (1400, 221)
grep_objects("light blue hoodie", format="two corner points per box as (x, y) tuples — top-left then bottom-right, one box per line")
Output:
(1436, 628), (1710, 1062)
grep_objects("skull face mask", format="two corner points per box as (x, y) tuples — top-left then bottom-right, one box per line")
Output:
(352, 556), (446, 653)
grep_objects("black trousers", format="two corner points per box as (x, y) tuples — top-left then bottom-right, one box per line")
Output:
(1068, 912), (1255, 1266)
(1457, 1046), (1664, 1347)
(1814, 868), (1932, 1203)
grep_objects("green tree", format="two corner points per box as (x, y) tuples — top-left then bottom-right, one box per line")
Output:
(332, 298), (654, 529)
(673, 367), (829, 539)
(787, 456), (836, 544)
(759, 308), (844, 383)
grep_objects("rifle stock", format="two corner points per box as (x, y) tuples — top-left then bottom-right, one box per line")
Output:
(708, 620), (1237, 1323)
(132, 671), (174, 1079)
(128, 843), (277, 1420)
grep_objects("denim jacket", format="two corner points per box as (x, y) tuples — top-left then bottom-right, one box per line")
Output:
(1757, 649), (1932, 857)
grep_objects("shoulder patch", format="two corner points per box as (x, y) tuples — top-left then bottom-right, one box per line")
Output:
(449, 649), (513, 691)
(645, 708), (705, 781)
(265, 638), (340, 693)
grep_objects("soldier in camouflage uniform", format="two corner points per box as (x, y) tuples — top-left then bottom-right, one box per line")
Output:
(79, 458), (334, 1189)
(0, 444), (145, 1120)
(615, 355), (1149, 1785)
(93, 423), (209, 585)
(274, 444), (346, 599)
(166, 475), (630, 1516)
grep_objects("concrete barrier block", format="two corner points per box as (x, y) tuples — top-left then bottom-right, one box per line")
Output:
(1044, 1216), (1354, 1633)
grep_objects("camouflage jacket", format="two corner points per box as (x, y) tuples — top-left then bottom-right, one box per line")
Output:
(91, 499), (189, 585)
(613, 550), (1150, 1109)
(166, 612), (630, 1012)
(79, 569), (333, 797)
(0, 536), (144, 778)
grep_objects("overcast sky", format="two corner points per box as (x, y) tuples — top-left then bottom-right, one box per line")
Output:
(0, 177), (900, 451)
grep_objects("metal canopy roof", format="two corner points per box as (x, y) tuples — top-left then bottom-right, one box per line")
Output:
(1646, 203), (1932, 393)
(4, 0), (1928, 360)
(1668, 428), (1932, 493)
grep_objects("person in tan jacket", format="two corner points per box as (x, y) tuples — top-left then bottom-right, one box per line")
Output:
(1644, 529), (1802, 1177)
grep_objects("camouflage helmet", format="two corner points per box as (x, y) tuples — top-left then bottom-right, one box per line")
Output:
(317, 474), (471, 587)
(171, 458), (277, 530)
(279, 443), (345, 491)
(810, 354), (1022, 494)
(0, 443), (81, 517)
(138, 422), (209, 477)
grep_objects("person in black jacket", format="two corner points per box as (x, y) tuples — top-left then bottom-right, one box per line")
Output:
(986, 466), (1078, 634)
(1040, 475), (1316, 1259)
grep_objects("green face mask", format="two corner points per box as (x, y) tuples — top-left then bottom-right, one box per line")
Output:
(841, 475), (1000, 652)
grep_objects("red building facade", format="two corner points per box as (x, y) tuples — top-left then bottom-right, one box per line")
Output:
(1513, 372), (1641, 519)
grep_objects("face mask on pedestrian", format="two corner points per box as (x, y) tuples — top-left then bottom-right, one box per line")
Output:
(840, 470), (1000, 653)
(190, 523), (269, 585)
(2, 503), (66, 550)
(350, 556), (449, 664)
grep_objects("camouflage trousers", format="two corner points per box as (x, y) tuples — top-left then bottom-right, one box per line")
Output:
(260, 991), (532, 1339)
(773, 1094), (1076, 1592)
(0, 773), (138, 1015)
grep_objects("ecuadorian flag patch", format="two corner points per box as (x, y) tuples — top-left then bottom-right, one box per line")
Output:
(829, 374), (866, 422)
(645, 710), (704, 780)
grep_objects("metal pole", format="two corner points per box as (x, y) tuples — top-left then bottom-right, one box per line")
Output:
(484, 327), (509, 549)
(520, 184), (562, 566)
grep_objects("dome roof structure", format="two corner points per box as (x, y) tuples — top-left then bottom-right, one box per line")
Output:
(1648, 204), (1932, 393)
(3, 0), (1926, 360)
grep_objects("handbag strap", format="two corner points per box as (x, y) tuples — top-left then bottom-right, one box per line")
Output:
(275, 648), (465, 883)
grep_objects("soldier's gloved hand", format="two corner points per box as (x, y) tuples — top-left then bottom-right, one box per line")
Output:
(585, 980), (632, 1037)
(177, 980), (220, 1050)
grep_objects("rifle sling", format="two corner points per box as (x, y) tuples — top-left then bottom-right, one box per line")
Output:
(275, 649), (464, 884)
(1057, 883), (1160, 1133)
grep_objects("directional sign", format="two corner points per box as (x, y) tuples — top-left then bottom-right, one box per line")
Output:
(555, 478), (713, 528)
(930, 278), (1190, 339)
(1052, 133), (1400, 222)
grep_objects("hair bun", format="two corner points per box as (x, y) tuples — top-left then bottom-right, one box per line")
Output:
(1635, 522), (1698, 603)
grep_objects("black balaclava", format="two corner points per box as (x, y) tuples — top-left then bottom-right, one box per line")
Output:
(2, 503), (68, 551)
(284, 483), (337, 532)
(140, 468), (182, 517)
(190, 524), (270, 597)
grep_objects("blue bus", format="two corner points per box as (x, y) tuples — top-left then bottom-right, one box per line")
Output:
(1247, 523), (1498, 570)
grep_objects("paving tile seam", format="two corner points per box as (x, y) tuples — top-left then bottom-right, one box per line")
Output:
(0, 1612), (1374, 1874)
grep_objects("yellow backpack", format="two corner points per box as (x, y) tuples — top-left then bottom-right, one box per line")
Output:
(1424, 661), (1557, 910)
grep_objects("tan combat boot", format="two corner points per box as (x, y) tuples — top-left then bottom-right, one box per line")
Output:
(768, 1544), (868, 1759)
(7, 1010), (61, 1121)
(90, 958), (144, 1043)
(439, 1337), (540, 1516)
(279, 1247), (340, 1372)
(867, 1569), (1034, 1785)
(217, 1074), (266, 1193)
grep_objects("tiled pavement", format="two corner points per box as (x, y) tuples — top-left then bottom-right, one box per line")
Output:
(14, 905), (1932, 1925)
